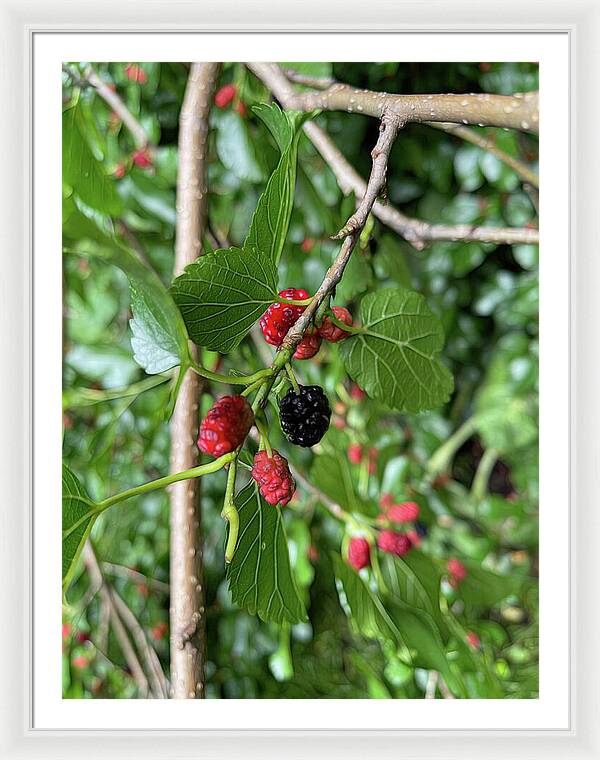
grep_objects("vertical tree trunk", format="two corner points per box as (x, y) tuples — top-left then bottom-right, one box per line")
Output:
(169, 62), (220, 700)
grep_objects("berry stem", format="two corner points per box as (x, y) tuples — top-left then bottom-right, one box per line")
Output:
(240, 376), (267, 398)
(470, 446), (499, 502)
(426, 416), (477, 480)
(222, 459), (240, 563)
(285, 363), (301, 395)
(277, 296), (313, 307)
(95, 452), (235, 513)
(188, 359), (272, 387)
(368, 536), (388, 594)
(255, 416), (273, 458)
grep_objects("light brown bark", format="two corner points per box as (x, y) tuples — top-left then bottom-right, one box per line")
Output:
(169, 61), (219, 699)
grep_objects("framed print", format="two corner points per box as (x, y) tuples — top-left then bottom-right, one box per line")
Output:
(1, 1), (598, 758)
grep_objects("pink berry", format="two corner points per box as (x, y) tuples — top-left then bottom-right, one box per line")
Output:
(260, 288), (309, 347)
(198, 395), (254, 457)
(319, 306), (353, 343)
(466, 630), (481, 650)
(377, 530), (412, 557)
(387, 501), (420, 523)
(347, 443), (363, 464)
(214, 84), (237, 108)
(293, 331), (321, 360)
(350, 383), (366, 400)
(380, 492), (394, 510)
(447, 557), (467, 583)
(132, 147), (153, 169)
(348, 537), (370, 570)
(251, 449), (296, 507)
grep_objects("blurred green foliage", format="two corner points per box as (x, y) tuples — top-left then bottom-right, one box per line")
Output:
(62, 61), (538, 700)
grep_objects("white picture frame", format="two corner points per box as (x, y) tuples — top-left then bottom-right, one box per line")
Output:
(1, 1), (597, 757)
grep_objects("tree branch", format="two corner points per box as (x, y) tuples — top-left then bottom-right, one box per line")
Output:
(84, 65), (149, 149)
(333, 108), (401, 239)
(247, 62), (539, 133)
(170, 61), (219, 700)
(248, 63), (539, 249)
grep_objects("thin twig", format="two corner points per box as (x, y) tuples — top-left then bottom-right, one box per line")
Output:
(247, 62), (539, 133)
(109, 587), (169, 699)
(333, 109), (401, 239)
(84, 65), (149, 149)
(281, 68), (335, 89)
(83, 543), (149, 698)
(101, 562), (170, 594)
(426, 122), (539, 189)
(170, 61), (220, 700)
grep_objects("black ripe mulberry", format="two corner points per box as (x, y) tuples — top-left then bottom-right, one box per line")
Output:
(279, 385), (331, 447)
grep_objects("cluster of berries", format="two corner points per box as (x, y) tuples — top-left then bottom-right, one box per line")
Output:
(195, 286), (354, 509)
(259, 287), (353, 360)
(197, 383), (333, 506)
(214, 83), (248, 117)
(347, 497), (425, 570)
(197, 395), (294, 506)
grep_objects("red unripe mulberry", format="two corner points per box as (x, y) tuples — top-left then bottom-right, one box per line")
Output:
(387, 501), (420, 524)
(377, 530), (412, 557)
(198, 395), (254, 457)
(132, 147), (153, 169)
(293, 331), (321, 360)
(380, 492), (394, 510)
(348, 537), (370, 570)
(350, 383), (366, 400)
(125, 63), (147, 84)
(466, 630), (481, 650)
(319, 306), (353, 343)
(260, 288), (309, 347)
(251, 449), (296, 506)
(300, 237), (314, 253)
(215, 84), (237, 108)
(447, 557), (467, 584)
(348, 443), (363, 464)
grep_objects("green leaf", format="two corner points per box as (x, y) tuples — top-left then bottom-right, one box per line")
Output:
(311, 453), (375, 516)
(72, 237), (190, 374)
(63, 105), (123, 215)
(457, 561), (521, 609)
(226, 482), (307, 625)
(170, 246), (278, 352)
(333, 556), (461, 693)
(475, 341), (538, 453)
(381, 553), (448, 637)
(214, 109), (266, 182)
(335, 251), (373, 302)
(252, 102), (294, 152)
(245, 104), (312, 265)
(339, 288), (454, 413)
(129, 280), (185, 374)
(62, 464), (98, 592)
